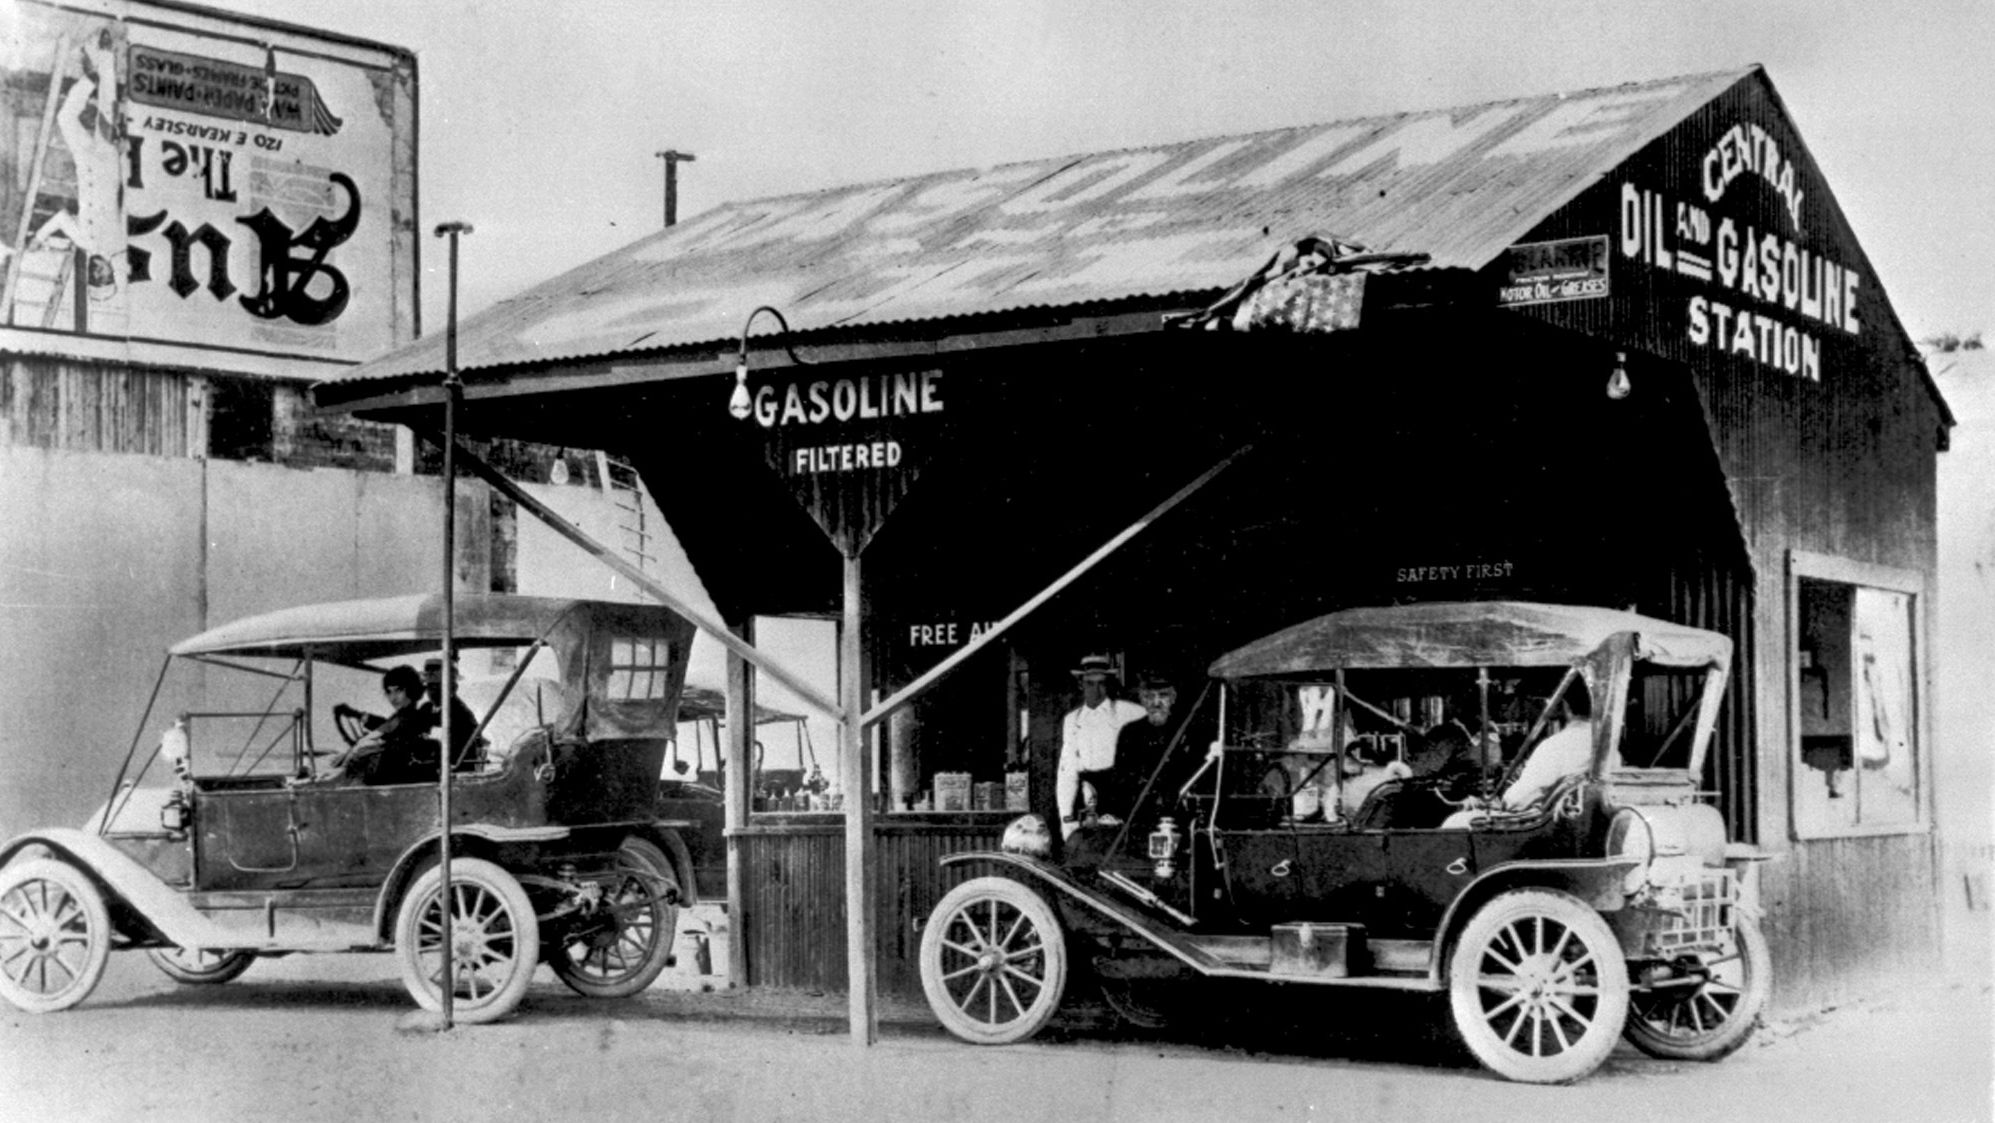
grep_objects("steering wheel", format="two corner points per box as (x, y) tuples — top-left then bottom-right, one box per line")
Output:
(333, 704), (371, 748)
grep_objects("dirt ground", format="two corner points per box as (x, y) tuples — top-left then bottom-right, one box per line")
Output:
(0, 905), (1979, 1123)
(1, 907), (1987, 1123)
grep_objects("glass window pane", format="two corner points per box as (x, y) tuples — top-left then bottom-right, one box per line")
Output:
(1853, 587), (1918, 825)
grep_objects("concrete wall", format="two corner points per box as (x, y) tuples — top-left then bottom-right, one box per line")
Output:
(0, 446), (448, 836)
(1934, 349), (1995, 978)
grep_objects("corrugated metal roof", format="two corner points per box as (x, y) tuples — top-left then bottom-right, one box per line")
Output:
(329, 68), (1752, 388)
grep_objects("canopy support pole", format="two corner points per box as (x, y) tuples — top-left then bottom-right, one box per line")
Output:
(723, 618), (754, 987)
(425, 433), (843, 721)
(841, 551), (877, 1044)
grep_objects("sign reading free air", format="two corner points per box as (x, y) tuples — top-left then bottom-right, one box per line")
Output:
(749, 368), (951, 555)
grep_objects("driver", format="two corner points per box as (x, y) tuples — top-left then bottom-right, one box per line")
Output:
(328, 666), (436, 784)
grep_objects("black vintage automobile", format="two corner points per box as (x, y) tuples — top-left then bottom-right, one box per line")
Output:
(0, 593), (700, 1023)
(919, 602), (1771, 1083)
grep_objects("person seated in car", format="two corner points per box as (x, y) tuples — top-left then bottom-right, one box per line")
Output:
(328, 666), (438, 785)
(421, 657), (483, 771)
(1438, 688), (1599, 827)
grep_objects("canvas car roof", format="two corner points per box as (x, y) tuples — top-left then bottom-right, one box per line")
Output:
(1208, 601), (1733, 678)
(169, 593), (677, 662)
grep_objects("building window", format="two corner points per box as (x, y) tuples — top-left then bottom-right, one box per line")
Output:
(1791, 552), (1924, 838)
(607, 636), (673, 701)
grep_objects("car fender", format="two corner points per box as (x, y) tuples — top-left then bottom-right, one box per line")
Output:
(634, 824), (699, 908)
(370, 823), (570, 940)
(937, 850), (1227, 977)
(1429, 857), (1642, 982)
(0, 827), (243, 949)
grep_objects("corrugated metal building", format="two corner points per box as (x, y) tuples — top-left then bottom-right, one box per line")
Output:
(321, 66), (1952, 1014)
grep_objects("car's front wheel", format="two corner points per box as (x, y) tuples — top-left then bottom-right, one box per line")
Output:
(394, 858), (539, 1024)
(0, 858), (112, 1013)
(549, 837), (681, 999)
(1624, 914), (1770, 1060)
(920, 876), (1068, 1044)
(1448, 887), (1630, 1084)
(147, 946), (256, 985)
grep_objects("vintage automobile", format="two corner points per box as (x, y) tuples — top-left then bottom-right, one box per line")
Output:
(0, 593), (701, 1023)
(919, 602), (1771, 1083)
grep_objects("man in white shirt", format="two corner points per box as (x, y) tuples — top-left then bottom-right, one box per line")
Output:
(1056, 654), (1146, 838)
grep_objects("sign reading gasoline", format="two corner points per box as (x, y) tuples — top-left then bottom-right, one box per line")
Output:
(746, 368), (950, 555)
(0, 3), (413, 373)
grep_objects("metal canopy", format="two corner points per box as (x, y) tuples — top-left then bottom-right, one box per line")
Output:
(316, 70), (1751, 396)
(1209, 600), (1734, 678)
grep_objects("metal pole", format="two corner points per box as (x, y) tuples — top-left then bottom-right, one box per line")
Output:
(433, 219), (473, 1029)
(655, 149), (695, 227)
(841, 550), (876, 1044)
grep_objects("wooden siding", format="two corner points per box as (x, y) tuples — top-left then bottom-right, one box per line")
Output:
(2, 357), (197, 457)
(735, 820), (1007, 997)
(1759, 832), (1939, 1010)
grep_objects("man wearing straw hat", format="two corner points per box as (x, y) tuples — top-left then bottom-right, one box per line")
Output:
(1055, 654), (1146, 839)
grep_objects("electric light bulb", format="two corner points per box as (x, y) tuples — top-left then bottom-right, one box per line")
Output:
(728, 363), (752, 419)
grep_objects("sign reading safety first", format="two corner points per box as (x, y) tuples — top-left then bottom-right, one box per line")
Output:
(1, 0), (417, 376)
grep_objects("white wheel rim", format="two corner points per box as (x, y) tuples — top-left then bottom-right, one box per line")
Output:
(934, 896), (1048, 1028)
(413, 881), (525, 1005)
(0, 877), (95, 999)
(1470, 913), (1607, 1060)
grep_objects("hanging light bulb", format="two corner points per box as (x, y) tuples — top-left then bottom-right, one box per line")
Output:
(1607, 351), (1632, 400)
(728, 361), (753, 420)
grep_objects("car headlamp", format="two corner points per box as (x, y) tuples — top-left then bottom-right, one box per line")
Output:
(1000, 814), (1052, 858)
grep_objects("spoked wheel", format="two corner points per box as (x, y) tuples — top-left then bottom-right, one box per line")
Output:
(394, 858), (540, 1024)
(1449, 888), (1629, 1084)
(550, 837), (681, 999)
(1624, 915), (1770, 1060)
(920, 876), (1068, 1044)
(0, 859), (112, 1013)
(147, 946), (256, 985)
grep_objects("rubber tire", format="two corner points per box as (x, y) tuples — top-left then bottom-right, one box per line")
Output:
(549, 837), (681, 999)
(1449, 887), (1630, 1084)
(147, 946), (256, 985)
(1624, 914), (1771, 1061)
(394, 858), (540, 1024)
(920, 876), (1068, 1045)
(0, 858), (113, 1013)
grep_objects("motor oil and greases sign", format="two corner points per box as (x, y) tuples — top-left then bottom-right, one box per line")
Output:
(1, 1), (413, 373)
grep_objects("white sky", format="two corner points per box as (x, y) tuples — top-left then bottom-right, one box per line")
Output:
(199, 0), (1991, 343)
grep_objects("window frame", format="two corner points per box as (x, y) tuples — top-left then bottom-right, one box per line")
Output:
(1786, 549), (1930, 840)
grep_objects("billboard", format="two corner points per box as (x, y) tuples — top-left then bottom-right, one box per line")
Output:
(0, 0), (416, 376)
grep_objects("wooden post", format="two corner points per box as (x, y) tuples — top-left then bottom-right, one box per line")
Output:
(842, 551), (877, 1044)
(723, 618), (754, 988)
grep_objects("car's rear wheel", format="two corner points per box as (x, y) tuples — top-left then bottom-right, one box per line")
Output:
(550, 837), (680, 998)
(0, 858), (112, 1013)
(920, 876), (1067, 1044)
(1624, 914), (1770, 1061)
(394, 858), (539, 1024)
(147, 946), (256, 985)
(1449, 888), (1629, 1084)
